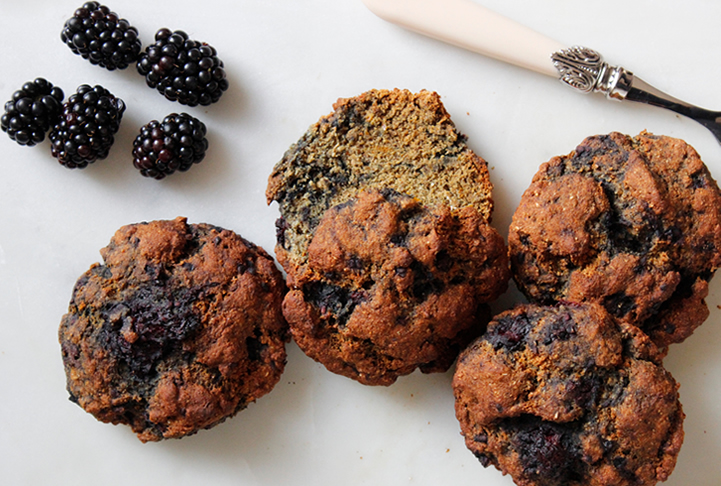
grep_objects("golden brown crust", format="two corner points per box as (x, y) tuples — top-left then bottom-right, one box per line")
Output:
(509, 131), (721, 348)
(59, 217), (289, 442)
(453, 303), (684, 486)
(283, 189), (508, 385)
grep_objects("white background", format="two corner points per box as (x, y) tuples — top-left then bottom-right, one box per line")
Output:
(0, 1), (719, 485)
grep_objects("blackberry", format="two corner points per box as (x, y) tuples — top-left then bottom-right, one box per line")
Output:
(1, 78), (64, 146)
(137, 29), (229, 106)
(132, 113), (208, 179)
(49, 84), (125, 169)
(61, 2), (142, 70)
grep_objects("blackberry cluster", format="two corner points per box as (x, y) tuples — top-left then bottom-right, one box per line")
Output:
(49, 84), (125, 168)
(1, 78), (64, 146)
(132, 113), (208, 179)
(61, 2), (142, 70)
(137, 29), (229, 106)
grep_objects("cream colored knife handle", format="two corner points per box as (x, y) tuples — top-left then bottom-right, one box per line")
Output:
(362, 0), (564, 77)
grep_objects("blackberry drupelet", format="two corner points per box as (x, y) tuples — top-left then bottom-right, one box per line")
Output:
(132, 113), (208, 179)
(1, 78), (64, 146)
(49, 84), (125, 169)
(61, 2), (142, 70)
(137, 29), (228, 106)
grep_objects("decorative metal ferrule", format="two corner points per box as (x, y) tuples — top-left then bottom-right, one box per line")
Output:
(551, 46), (633, 101)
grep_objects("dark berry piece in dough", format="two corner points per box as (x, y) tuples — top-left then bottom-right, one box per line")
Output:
(507, 418), (585, 484)
(485, 312), (532, 351)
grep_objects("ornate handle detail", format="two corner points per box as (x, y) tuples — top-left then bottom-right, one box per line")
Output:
(551, 46), (603, 93)
(551, 46), (633, 100)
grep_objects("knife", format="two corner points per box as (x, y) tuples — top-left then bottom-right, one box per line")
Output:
(362, 0), (721, 144)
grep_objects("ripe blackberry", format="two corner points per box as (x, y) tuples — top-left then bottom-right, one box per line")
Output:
(61, 2), (141, 71)
(1, 78), (64, 146)
(132, 113), (208, 179)
(137, 29), (229, 107)
(50, 84), (125, 169)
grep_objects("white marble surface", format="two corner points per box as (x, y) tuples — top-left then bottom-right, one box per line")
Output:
(1, 1), (719, 485)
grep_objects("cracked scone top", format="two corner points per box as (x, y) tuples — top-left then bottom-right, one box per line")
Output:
(59, 217), (289, 442)
(509, 132), (721, 349)
(453, 302), (684, 486)
(266, 89), (509, 385)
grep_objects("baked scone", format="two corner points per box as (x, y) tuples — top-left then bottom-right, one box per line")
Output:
(453, 302), (684, 486)
(283, 188), (508, 385)
(59, 217), (289, 442)
(267, 89), (509, 385)
(509, 131), (721, 349)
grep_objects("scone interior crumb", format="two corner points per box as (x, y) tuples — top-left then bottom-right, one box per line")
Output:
(267, 88), (494, 270)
